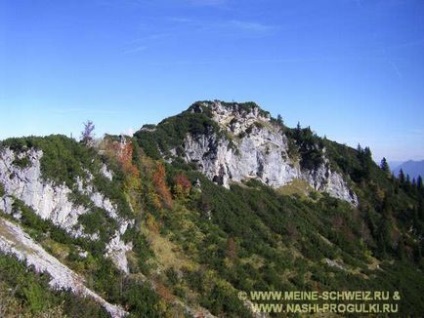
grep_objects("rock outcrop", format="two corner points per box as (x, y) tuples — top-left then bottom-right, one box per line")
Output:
(181, 101), (357, 204)
(0, 217), (127, 317)
(0, 147), (132, 273)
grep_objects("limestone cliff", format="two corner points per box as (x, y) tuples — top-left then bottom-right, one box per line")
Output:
(172, 101), (357, 204)
(0, 147), (132, 274)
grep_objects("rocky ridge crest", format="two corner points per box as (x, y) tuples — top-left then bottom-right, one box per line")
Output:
(179, 100), (357, 204)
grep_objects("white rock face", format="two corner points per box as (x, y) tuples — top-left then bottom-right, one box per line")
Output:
(0, 217), (127, 317)
(0, 149), (86, 228)
(77, 177), (134, 274)
(302, 163), (357, 204)
(105, 232), (133, 275)
(0, 148), (132, 273)
(182, 101), (358, 204)
(101, 164), (114, 181)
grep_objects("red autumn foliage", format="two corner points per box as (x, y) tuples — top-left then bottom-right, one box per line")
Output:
(101, 137), (138, 176)
(118, 140), (139, 178)
(102, 138), (141, 205)
(154, 281), (175, 302)
(174, 173), (191, 196)
(152, 163), (173, 209)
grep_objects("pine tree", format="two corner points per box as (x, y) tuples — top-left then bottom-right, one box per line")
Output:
(364, 147), (372, 160)
(380, 157), (390, 176)
(417, 175), (423, 190)
(357, 145), (373, 180)
(295, 122), (302, 140)
(418, 197), (424, 222)
(398, 169), (405, 184)
(277, 114), (284, 125)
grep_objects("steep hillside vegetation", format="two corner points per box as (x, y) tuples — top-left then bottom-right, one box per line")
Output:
(135, 101), (358, 204)
(1, 101), (424, 317)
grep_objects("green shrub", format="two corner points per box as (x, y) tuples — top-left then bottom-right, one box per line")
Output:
(0, 182), (4, 197)
(0, 253), (108, 317)
(12, 156), (31, 168)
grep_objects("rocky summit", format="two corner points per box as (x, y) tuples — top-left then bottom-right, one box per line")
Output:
(182, 101), (357, 204)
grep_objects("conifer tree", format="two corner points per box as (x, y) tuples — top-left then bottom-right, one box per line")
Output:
(277, 114), (283, 125)
(357, 145), (373, 180)
(294, 122), (302, 141)
(380, 157), (390, 176)
(398, 169), (405, 184)
(417, 175), (423, 190)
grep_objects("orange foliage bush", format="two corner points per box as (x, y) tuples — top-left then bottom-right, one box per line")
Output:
(118, 140), (139, 176)
(152, 163), (173, 209)
(173, 173), (191, 199)
(101, 137), (141, 212)
(101, 137), (139, 178)
(154, 281), (175, 303)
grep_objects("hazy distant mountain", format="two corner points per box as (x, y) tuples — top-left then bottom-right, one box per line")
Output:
(393, 160), (424, 179)
(389, 161), (404, 170)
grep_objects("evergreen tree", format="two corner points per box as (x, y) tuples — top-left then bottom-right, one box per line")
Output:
(357, 145), (373, 180)
(398, 169), (405, 184)
(294, 122), (302, 141)
(380, 157), (391, 178)
(277, 114), (284, 125)
(380, 157), (390, 176)
(364, 147), (372, 160)
(419, 197), (424, 222)
(417, 175), (423, 190)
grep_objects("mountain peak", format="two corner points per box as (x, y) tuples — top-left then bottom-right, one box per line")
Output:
(189, 100), (270, 118)
(393, 159), (424, 179)
(187, 100), (273, 135)
(136, 100), (358, 204)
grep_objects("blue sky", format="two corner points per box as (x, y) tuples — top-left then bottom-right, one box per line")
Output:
(1, 0), (423, 161)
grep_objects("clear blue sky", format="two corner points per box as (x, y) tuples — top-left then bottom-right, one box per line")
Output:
(1, 0), (423, 161)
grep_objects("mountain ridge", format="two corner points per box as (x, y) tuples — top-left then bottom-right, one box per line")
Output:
(0, 100), (424, 317)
